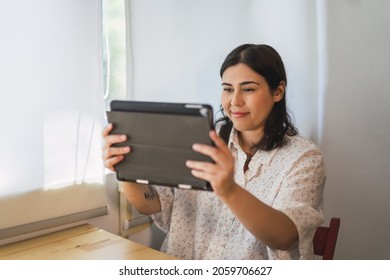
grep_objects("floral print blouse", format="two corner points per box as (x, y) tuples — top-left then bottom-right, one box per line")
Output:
(151, 129), (325, 259)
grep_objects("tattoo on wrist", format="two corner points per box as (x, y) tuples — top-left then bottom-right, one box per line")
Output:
(144, 186), (156, 201)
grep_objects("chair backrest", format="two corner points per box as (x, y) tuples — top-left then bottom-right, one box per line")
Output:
(313, 217), (341, 260)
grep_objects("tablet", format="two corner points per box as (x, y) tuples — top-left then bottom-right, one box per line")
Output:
(106, 100), (214, 191)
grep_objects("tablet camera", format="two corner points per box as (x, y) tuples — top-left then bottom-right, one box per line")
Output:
(199, 108), (209, 117)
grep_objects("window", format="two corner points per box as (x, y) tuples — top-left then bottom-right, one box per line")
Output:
(0, 0), (108, 242)
(102, 0), (127, 108)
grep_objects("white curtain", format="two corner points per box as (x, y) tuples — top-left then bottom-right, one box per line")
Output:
(125, 0), (320, 141)
(0, 0), (106, 232)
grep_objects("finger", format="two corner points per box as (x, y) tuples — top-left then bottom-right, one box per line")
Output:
(192, 130), (230, 159)
(102, 123), (113, 137)
(103, 146), (130, 160)
(192, 142), (230, 165)
(103, 134), (128, 149)
(209, 130), (230, 152)
(102, 123), (128, 148)
(186, 160), (217, 174)
(192, 143), (218, 158)
(190, 169), (212, 182)
(104, 155), (124, 172)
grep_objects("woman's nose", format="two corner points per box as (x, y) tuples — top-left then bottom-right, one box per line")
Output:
(230, 90), (243, 106)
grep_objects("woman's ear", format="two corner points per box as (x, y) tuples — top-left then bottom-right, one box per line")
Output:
(273, 81), (285, 102)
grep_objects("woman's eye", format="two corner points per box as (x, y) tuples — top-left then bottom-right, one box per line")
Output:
(223, 87), (234, 93)
(243, 88), (254, 92)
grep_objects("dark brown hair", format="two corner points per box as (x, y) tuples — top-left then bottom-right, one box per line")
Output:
(217, 44), (298, 151)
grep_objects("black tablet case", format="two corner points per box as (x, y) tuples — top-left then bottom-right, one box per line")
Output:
(106, 100), (214, 191)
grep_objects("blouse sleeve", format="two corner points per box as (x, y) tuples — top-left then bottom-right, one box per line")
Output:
(272, 146), (326, 259)
(151, 186), (175, 233)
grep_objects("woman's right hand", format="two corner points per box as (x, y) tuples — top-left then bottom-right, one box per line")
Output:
(102, 123), (130, 172)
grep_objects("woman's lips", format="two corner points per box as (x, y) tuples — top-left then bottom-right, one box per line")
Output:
(231, 112), (248, 118)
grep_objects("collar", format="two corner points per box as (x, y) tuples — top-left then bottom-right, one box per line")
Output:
(228, 128), (279, 166)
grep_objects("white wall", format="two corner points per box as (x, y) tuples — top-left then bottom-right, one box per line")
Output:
(127, 0), (319, 137)
(320, 0), (390, 259)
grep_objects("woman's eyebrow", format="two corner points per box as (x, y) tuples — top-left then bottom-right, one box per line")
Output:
(239, 81), (260, 86)
(221, 81), (260, 86)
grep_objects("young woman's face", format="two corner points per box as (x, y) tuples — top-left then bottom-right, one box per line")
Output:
(221, 63), (284, 135)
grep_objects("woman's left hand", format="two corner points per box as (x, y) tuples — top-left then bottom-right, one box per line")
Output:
(186, 130), (237, 197)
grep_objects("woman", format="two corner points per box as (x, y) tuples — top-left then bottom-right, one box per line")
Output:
(102, 44), (325, 259)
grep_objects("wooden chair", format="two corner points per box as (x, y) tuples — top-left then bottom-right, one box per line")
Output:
(313, 217), (341, 260)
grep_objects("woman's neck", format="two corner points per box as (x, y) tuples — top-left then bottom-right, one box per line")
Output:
(237, 130), (263, 155)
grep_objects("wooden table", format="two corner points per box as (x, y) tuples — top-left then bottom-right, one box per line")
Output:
(0, 224), (176, 260)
